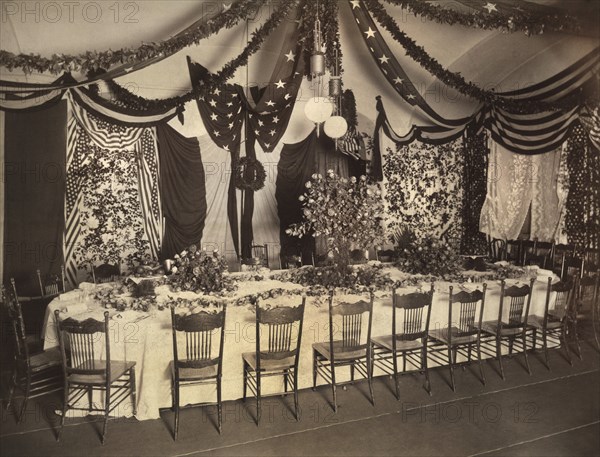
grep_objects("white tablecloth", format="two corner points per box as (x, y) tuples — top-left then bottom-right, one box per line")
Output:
(42, 268), (557, 420)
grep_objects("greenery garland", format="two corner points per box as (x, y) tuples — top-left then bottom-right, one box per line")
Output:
(0, 0), (268, 75)
(364, 0), (587, 114)
(101, 0), (302, 112)
(382, 0), (583, 36)
(235, 157), (267, 191)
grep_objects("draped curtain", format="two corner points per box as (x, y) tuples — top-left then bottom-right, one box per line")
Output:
(157, 123), (206, 260)
(4, 101), (66, 295)
(480, 140), (565, 242)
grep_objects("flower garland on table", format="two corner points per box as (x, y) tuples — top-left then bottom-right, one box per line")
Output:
(103, 0), (301, 112)
(362, 0), (585, 114)
(0, 0), (267, 75)
(168, 245), (235, 294)
(395, 233), (462, 276)
(381, 0), (583, 36)
(235, 157), (267, 191)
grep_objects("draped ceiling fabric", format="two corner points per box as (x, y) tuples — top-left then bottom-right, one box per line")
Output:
(157, 124), (206, 260)
(479, 140), (565, 242)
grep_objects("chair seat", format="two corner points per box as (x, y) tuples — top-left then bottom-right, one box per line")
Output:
(312, 341), (366, 361)
(480, 321), (526, 336)
(371, 335), (423, 352)
(242, 352), (295, 372)
(429, 327), (478, 345)
(29, 346), (63, 371)
(68, 360), (135, 385)
(170, 360), (218, 381)
(528, 315), (563, 330)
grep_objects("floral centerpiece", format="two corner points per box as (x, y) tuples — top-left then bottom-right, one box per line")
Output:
(168, 244), (233, 294)
(395, 231), (461, 276)
(286, 171), (386, 270)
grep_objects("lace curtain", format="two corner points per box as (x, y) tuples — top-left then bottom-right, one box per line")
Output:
(480, 140), (565, 241)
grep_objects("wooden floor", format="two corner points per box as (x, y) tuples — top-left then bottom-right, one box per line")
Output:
(1, 331), (599, 457)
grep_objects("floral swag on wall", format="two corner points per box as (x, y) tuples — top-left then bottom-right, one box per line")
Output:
(382, 138), (464, 249)
(72, 122), (156, 275)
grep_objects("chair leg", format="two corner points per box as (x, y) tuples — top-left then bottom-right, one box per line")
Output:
(87, 387), (93, 412)
(256, 372), (261, 426)
(57, 382), (68, 442)
(496, 337), (505, 380)
(540, 330), (549, 370)
(5, 369), (16, 411)
(330, 360), (337, 413)
(283, 369), (289, 393)
(174, 381), (180, 441)
(477, 340), (486, 386)
(130, 367), (137, 415)
(402, 352), (406, 372)
(312, 350), (317, 390)
(101, 386), (110, 445)
(447, 346), (455, 392)
(350, 363), (355, 382)
(18, 376), (31, 424)
(293, 370), (300, 422)
(367, 353), (374, 407)
(562, 325), (572, 366)
(571, 318), (582, 360)
(242, 363), (248, 401)
(593, 302), (600, 351)
(508, 337), (514, 355)
(392, 350), (400, 401)
(521, 331), (531, 375)
(217, 376), (222, 434)
(422, 346), (432, 396)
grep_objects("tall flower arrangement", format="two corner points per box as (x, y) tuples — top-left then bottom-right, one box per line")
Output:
(286, 170), (385, 269)
(168, 245), (232, 294)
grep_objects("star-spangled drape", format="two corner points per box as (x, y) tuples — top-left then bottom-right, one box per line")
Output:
(188, 11), (304, 258)
(349, 0), (473, 128)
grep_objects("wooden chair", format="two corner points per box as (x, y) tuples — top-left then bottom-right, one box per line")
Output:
(170, 305), (226, 439)
(520, 240), (536, 266)
(480, 279), (535, 379)
(524, 241), (553, 268)
(280, 254), (302, 270)
(312, 290), (374, 412)
(241, 244), (269, 269)
(487, 237), (506, 263)
(429, 285), (487, 391)
(530, 278), (575, 369)
(552, 244), (576, 275)
(54, 310), (136, 444)
(3, 285), (62, 422)
(371, 285), (433, 400)
(91, 263), (120, 284)
(243, 298), (305, 425)
(505, 240), (521, 264)
(37, 266), (66, 298)
(574, 273), (600, 354)
(582, 248), (599, 277)
(559, 255), (584, 281)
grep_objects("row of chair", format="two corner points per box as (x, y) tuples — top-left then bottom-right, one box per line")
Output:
(487, 238), (599, 279)
(3, 272), (599, 443)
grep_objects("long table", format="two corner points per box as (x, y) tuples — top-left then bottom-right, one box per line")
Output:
(42, 266), (558, 420)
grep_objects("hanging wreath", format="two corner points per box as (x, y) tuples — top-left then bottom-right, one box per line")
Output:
(235, 157), (267, 191)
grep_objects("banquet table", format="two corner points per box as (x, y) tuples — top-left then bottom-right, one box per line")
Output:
(42, 265), (559, 421)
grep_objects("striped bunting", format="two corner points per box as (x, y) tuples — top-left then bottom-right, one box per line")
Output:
(64, 112), (86, 287)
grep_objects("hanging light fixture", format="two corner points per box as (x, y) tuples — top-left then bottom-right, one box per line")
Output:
(324, 43), (348, 140)
(305, 0), (332, 136)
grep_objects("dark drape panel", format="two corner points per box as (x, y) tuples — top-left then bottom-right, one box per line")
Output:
(157, 123), (206, 259)
(4, 101), (66, 295)
(461, 124), (489, 255)
(240, 126), (256, 260)
(315, 134), (350, 178)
